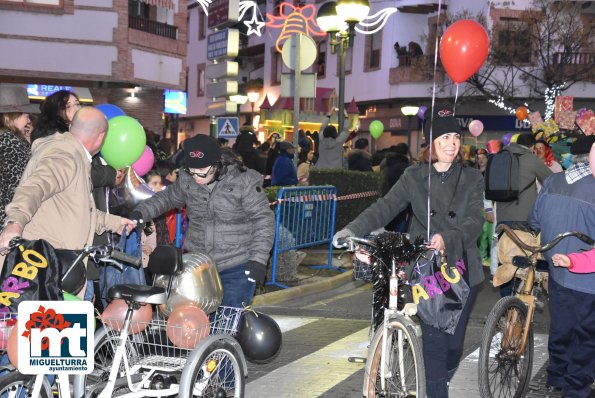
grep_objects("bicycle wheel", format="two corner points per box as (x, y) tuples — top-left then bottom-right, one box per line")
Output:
(72, 326), (133, 398)
(0, 371), (52, 398)
(478, 296), (534, 398)
(179, 337), (245, 398)
(364, 317), (425, 398)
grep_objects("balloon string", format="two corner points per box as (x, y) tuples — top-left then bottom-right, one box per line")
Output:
(427, 0), (443, 243)
(242, 302), (258, 316)
(453, 84), (459, 116)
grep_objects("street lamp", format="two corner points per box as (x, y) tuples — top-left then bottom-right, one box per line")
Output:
(230, 94), (248, 121)
(246, 89), (260, 127)
(316, 0), (369, 133)
(401, 105), (419, 150)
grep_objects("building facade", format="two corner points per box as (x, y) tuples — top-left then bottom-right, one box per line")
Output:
(184, 0), (594, 155)
(0, 0), (187, 134)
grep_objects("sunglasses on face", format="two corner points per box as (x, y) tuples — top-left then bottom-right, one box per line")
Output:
(184, 166), (213, 178)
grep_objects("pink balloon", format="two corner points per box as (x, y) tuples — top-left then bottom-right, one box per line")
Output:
(166, 304), (210, 349)
(7, 326), (18, 368)
(101, 299), (152, 334)
(468, 120), (484, 137)
(590, 142), (595, 177)
(132, 146), (155, 177)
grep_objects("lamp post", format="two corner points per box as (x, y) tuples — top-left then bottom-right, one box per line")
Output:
(316, 0), (369, 133)
(400, 105), (419, 150)
(246, 90), (260, 128)
(230, 94), (248, 121)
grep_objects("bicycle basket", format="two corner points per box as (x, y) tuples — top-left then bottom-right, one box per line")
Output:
(101, 306), (243, 373)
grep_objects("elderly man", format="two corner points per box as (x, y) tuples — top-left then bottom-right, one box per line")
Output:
(0, 107), (136, 297)
(529, 135), (595, 398)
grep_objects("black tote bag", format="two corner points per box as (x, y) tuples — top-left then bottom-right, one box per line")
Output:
(409, 249), (470, 334)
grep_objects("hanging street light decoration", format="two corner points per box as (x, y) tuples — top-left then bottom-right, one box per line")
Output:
(239, 1), (265, 36)
(266, 3), (326, 53)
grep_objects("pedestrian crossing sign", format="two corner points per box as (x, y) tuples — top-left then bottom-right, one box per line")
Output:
(217, 117), (239, 138)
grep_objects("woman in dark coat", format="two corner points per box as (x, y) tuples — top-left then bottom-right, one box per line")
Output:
(333, 107), (484, 397)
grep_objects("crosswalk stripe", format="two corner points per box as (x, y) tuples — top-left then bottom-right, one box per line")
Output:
(449, 333), (549, 397)
(271, 315), (319, 333)
(245, 326), (369, 397)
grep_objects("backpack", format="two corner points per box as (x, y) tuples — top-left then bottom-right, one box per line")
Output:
(485, 149), (535, 202)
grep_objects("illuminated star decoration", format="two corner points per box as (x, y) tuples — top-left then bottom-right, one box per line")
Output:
(354, 8), (399, 35)
(196, 0), (212, 16)
(239, 1), (265, 36)
(266, 2), (326, 53)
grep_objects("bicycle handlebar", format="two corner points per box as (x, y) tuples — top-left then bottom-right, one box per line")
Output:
(110, 249), (142, 267)
(499, 224), (594, 255)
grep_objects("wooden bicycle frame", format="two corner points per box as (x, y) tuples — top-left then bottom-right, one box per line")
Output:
(500, 225), (541, 357)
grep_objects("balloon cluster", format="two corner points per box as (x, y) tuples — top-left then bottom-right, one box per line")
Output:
(97, 104), (154, 176)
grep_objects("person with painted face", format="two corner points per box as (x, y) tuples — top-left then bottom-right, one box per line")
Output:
(131, 134), (275, 307)
(333, 106), (484, 398)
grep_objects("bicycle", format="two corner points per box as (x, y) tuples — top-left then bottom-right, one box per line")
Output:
(477, 224), (594, 398)
(0, 244), (248, 398)
(339, 233), (426, 398)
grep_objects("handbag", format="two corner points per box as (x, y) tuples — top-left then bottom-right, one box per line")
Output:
(0, 239), (64, 313)
(99, 226), (146, 306)
(409, 249), (470, 334)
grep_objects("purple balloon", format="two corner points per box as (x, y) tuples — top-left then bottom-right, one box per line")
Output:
(501, 132), (513, 146)
(417, 106), (428, 119)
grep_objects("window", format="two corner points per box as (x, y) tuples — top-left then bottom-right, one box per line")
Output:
(317, 41), (326, 79)
(271, 48), (282, 86)
(198, 10), (206, 40)
(129, 0), (150, 18)
(364, 32), (382, 71)
(197, 63), (205, 97)
(496, 18), (531, 64)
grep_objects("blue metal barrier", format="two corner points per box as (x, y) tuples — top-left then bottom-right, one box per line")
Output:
(268, 186), (338, 289)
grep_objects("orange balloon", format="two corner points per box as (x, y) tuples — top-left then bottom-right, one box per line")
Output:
(100, 299), (152, 334)
(7, 326), (18, 368)
(516, 106), (528, 121)
(166, 304), (210, 349)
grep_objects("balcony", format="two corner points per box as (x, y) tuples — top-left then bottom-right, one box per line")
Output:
(389, 54), (445, 84)
(552, 52), (595, 81)
(129, 15), (177, 40)
(394, 0), (448, 14)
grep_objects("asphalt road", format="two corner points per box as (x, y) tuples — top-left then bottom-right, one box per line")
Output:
(247, 267), (561, 397)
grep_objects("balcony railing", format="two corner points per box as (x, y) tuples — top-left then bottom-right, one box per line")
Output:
(552, 52), (593, 65)
(129, 15), (177, 40)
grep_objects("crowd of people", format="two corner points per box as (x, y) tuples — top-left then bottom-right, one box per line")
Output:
(0, 82), (593, 398)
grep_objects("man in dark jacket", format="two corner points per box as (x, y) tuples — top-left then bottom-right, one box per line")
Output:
(233, 126), (259, 171)
(529, 135), (595, 398)
(271, 141), (297, 186)
(494, 133), (552, 295)
(348, 138), (373, 171)
(132, 134), (275, 307)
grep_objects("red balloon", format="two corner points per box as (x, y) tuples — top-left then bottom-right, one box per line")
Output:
(166, 304), (210, 349)
(7, 326), (18, 368)
(440, 20), (489, 83)
(101, 299), (153, 334)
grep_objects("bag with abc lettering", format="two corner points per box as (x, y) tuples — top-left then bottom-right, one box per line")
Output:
(0, 239), (64, 313)
(408, 249), (470, 334)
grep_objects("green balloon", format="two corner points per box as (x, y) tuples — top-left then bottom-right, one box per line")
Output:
(63, 292), (80, 301)
(62, 292), (97, 329)
(370, 120), (384, 140)
(101, 115), (146, 169)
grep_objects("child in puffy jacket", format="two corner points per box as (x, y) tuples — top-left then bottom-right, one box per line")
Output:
(552, 248), (595, 273)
